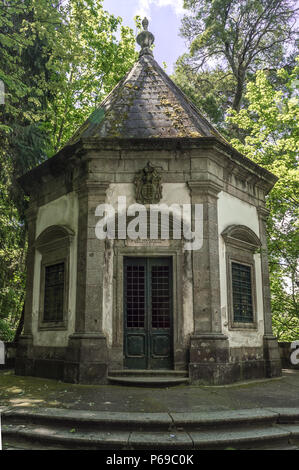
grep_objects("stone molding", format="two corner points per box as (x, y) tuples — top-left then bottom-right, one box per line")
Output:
(35, 225), (75, 251)
(188, 180), (223, 200)
(257, 206), (270, 221)
(221, 224), (260, 331)
(111, 242), (187, 370)
(221, 224), (261, 253)
(190, 333), (228, 340)
(75, 180), (109, 199)
(35, 225), (75, 331)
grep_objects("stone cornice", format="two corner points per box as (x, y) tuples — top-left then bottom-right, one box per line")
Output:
(188, 180), (223, 198)
(257, 206), (270, 221)
(75, 180), (109, 199)
(17, 137), (278, 202)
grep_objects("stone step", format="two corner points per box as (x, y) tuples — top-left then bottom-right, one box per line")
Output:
(3, 408), (173, 431)
(274, 408), (299, 424)
(129, 426), (294, 450)
(107, 375), (189, 386)
(2, 422), (299, 450)
(2, 423), (132, 450)
(4, 407), (299, 430)
(108, 370), (189, 377)
(2, 407), (299, 450)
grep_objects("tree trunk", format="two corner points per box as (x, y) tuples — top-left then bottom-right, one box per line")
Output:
(232, 76), (244, 112)
(13, 303), (25, 343)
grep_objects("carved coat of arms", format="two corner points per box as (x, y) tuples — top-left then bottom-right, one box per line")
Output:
(134, 162), (162, 204)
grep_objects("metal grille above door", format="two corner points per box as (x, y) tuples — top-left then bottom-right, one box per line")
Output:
(124, 257), (173, 370)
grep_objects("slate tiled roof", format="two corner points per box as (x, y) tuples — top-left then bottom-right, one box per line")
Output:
(67, 54), (227, 145)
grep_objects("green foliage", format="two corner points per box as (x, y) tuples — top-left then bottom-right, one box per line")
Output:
(227, 61), (299, 340)
(175, 0), (297, 127)
(0, 161), (26, 341)
(0, 0), (137, 340)
(175, 1), (298, 339)
(172, 57), (236, 134)
(47, 0), (138, 152)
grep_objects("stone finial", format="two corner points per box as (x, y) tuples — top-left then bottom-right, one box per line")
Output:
(142, 17), (149, 30)
(136, 17), (155, 57)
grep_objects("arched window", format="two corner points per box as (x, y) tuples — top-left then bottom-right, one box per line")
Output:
(222, 225), (261, 329)
(35, 225), (74, 330)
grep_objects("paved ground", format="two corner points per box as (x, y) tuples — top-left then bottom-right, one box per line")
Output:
(0, 369), (298, 413)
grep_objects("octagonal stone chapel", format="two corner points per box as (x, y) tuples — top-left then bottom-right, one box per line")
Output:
(16, 19), (281, 385)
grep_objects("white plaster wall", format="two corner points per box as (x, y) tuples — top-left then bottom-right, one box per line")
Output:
(102, 183), (193, 345)
(106, 182), (191, 208)
(32, 192), (79, 347)
(218, 191), (264, 347)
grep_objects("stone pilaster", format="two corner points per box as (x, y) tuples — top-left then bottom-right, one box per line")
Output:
(188, 181), (232, 385)
(64, 179), (110, 384)
(257, 206), (282, 377)
(15, 201), (38, 376)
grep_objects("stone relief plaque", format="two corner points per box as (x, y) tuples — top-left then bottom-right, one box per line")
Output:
(125, 239), (170, 247)
(134, 161), (162, 204)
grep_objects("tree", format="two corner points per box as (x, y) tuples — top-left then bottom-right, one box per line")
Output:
(172, 56), (237, 133)
(47, 0), (138, 152)
(174, 0), (298, 123)
(0, 0), (61, 340)
(0, 0), (137, 340)
(227, 60), (299, 341)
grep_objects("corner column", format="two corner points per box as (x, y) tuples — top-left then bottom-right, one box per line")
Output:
(188, 181), (232, 385)
(15, 202), (38, 376)
(64, 179), (109, 384)
(257, 206), (281, 377)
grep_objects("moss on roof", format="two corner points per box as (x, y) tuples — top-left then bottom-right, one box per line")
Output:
(66, 54), (226, 145)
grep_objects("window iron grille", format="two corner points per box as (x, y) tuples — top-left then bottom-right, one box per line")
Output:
(43, 263), (65, 322)
(232, 262), (253, 323)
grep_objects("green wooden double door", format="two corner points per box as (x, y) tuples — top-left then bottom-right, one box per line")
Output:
(124, 257), (173, 370)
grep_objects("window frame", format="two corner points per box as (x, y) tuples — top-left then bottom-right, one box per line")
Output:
(35, 226), (73, 331)
(227, 257), (257, 330)
(222, 225), (260, 331)
(231, 261), (254, 324)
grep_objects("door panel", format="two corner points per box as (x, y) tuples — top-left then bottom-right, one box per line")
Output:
(124, 257), (173, 370)
(149, 259), (172, 369)
(124, 259), (147, 369)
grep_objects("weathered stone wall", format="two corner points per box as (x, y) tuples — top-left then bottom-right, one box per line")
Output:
(102, 182), (193, 348)
(218, 191), (265, 348)
(32, 192), (79, 347)
(16, 139), (280, 383)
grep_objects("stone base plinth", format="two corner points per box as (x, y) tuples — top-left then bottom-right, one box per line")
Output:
(189, 333), (231, 385)
(264, 335), (282, 378)
(64, 333), (108, 384)
(189, 334), (281, 385)
(15, 335), (34, 377)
